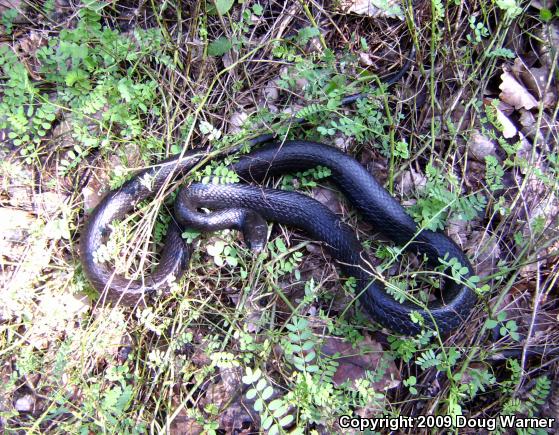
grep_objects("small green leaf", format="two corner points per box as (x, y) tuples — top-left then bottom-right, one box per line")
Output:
(256, 378), (267, 391)
(279, 414), (294, 427)
(208, 36), (232, 56)
(207, 240), (225, 257)
(272, 405), (287, 418)
(65, 69), (88, 86)
(306, 364), (319, 373)
(540, 8), (553, 21)
(296, 27), (320, 45)
(304, 351), (316, 362)
(252, 3), (263, 15)
(262, 414), (273, 430)
(262, 385), (273, 400)
(268, 399), (283, 412)
(275, 238), (287, 253)
(253, 398), (263, 412)
(215, 0), (234, 15)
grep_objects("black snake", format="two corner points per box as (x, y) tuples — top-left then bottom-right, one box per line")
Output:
(80, 139), (477, 336)
(80, 47), (477, 335)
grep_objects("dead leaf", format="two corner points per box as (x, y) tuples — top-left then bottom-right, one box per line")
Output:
(535, 21), (559, 69)
(218, 403), (256, 433)
(312, 187), (343, 214)
(468, 130), (497, 161)
(447, 217), (469, 248)
(262, 81), (279, 102)
(338, 0), (403, 18)
(520, 66), (557, 109)
(320, 335), (400, 390)
(466, 231), (501, 278)
(499, 70), (538, 110)
(16, 31), (47, 80)
(397, 168), (427, 196)
(519, 108), (536, 130)
(494, 103), (518, 138)
(359, 52), (374, 66)
(169, 415), (204, 435)
(229, 111), (248, 134)
(511, 58), (556, 109)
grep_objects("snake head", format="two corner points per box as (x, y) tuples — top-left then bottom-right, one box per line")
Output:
(241, 211), (268, 253)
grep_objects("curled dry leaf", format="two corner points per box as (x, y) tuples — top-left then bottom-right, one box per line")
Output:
(499, 70), (538, 111)
(494, 103), (519, 139)
(520, 66), (557, 109)
(512, 58), (556, 109)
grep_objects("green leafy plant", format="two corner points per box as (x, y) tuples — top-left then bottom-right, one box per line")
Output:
(484, 312), (520, 341)
(410, 163), (486, 230)
(242, 367), (295, 435)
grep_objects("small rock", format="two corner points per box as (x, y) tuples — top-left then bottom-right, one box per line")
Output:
(468, 130), (496, 161)
(14, 394), (34, 412)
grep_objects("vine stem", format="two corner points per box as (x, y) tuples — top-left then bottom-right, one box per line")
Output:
(297, 0), (328, 51)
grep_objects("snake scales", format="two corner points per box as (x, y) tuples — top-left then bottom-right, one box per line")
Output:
(80, 139), (477, 336)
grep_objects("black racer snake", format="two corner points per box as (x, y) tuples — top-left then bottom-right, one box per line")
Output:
(80, 55), (478, 336)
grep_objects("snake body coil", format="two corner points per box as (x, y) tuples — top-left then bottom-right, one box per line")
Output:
(80, 141), (477, 335)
